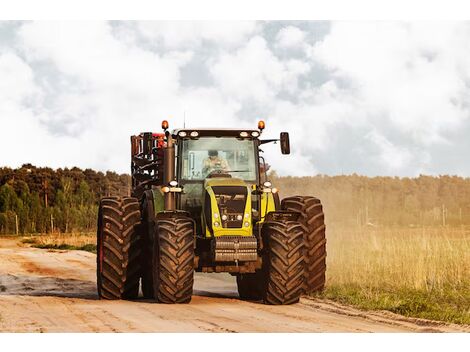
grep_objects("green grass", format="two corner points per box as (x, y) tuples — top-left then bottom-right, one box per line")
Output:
(31, 243), (96, 253)
(315, 284), (470, 325)
(20, 233), (96, 253)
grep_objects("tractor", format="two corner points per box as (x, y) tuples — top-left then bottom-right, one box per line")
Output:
(96, 120), (326, 304)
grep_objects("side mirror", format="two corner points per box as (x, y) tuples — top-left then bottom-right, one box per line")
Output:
(280, 132), (290, 155)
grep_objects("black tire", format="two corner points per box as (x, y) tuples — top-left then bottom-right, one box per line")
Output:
(282, 196), (327, 294)
(236, 272), (263, 301)
(140, 192), (155, 299)
(153, 214), (195, 303)
(97, 197), (142, 300)
(261, 220), (305, 305)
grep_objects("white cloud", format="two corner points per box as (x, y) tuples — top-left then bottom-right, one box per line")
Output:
(276, 25), (306, 49)
(210, 36), (310, 104)
(0, 52), (38, 103)
(311, 22), (470, 145)
(136, 21), (259, 49)
(366, 130), (413, 171)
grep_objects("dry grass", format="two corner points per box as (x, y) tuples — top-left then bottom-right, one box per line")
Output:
(22, 232), (96, 252)
(319, 226), (470, 324)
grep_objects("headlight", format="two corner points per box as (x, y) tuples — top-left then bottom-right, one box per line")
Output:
(236, 214), (243, 221)
(244, 213), (250, 218)
(214, 221), (220, 227)
(244, 222), (250, 227)
(263, 181), (272, 188)
(178, 131), (187, 137)
(221, 214), (228, 221)
(169, 180), (178, 187)
(272, 187), (278, 194)
(190, 131), (199, 137)
(251, 131), (260, 137)
(161, 186), (170, 193)
(213, 213), (219, 219)
(239, 131), (249, 137)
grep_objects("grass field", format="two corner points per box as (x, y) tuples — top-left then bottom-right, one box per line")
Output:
(17, 227), (470, 325)
(317, 226), (470, 324)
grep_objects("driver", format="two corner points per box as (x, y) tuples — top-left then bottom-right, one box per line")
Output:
(202, 150), (229, 176)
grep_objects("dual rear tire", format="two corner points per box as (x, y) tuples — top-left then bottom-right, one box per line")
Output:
(282, 196), (327, 294)
(96, 197), (142, 300)
(97, 196), (195, 303)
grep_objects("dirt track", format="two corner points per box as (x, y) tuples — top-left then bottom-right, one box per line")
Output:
(0, 238), (468, 333)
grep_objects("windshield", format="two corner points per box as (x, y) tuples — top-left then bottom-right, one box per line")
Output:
(180, 137), (257, 181)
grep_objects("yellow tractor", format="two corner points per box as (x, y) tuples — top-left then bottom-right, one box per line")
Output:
(96, 120), (326, 304)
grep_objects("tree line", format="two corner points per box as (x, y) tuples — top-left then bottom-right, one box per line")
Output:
(2, 164), (470, 234)
(273, 173), (470, 228)
(0, 164), (130, 234)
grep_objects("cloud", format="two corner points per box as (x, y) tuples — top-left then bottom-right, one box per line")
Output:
(135, 21), (259, 49)
(275, 25), (306, 49)
(210, 36), (310, 105)
(1, 21), (470, 178)
(311, 22), (470, 145)
(365, 130), (413, 170)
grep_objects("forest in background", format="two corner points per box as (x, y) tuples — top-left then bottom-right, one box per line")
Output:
(2, 164), (470, 234)
(0, 164), (129, 234)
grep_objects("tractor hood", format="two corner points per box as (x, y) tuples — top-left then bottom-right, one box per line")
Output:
(204, 177), (248, 188)
(203, 177), (252, 237)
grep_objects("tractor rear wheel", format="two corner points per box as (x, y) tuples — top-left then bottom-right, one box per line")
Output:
(236, 272), (263, 301)
(140, 192), (155, 299)
(152, 214), (195, 303)
(97, 197), (142, 300)
(282, 196), (327, 294)
(261, 220), (305, 305)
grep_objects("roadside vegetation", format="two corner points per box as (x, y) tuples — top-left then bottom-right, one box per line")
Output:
(315, 227), (470, 325)
(21, 232), (96, 253)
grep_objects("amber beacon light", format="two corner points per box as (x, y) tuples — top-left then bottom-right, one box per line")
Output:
(258, 120), (265, 131)
(161, 120), (169, 130)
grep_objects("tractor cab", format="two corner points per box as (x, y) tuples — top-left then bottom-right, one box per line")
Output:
(174, 128), (263, 238)
(167, 126), (288, 266)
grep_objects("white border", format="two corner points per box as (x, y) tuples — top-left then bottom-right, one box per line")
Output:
(1, 333), (469, 352)
(1, 0), (470, 20)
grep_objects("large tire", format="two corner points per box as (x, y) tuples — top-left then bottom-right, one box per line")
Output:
(282, 196), (327, 294)
(153, 214), (195, 303)
(140, 192), (155, 299)
(97, 197), (142, 300)
(237, 272), (263, 301)
(261, 220), (305, 305)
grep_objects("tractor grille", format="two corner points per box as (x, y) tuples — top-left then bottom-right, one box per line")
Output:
(212, 236), (258, 262)
(212, 186), (247, 228)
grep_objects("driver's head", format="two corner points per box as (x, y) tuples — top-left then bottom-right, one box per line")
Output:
(208, 150), (218, 158)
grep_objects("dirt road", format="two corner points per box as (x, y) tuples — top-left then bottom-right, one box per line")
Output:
(0, 238), (467, 333)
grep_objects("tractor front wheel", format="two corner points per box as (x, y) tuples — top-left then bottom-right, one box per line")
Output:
(152, 214), (195, 303)
(261, 220), (305, 305)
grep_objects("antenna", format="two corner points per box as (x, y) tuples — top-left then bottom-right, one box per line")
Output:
(184, 110), (186, 128)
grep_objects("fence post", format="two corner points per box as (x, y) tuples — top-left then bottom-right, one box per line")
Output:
(15, 213), (19, 235)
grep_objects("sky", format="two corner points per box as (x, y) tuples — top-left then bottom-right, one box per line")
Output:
(1, 20), (470, 177)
